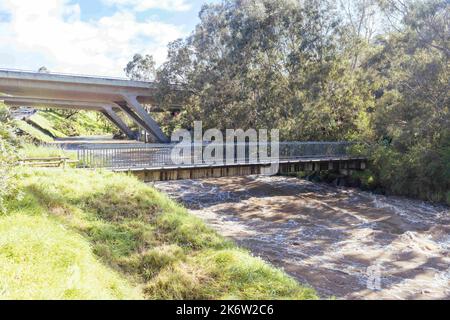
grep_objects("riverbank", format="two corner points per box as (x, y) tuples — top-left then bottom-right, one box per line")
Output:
(0, 168), (317, 299)
(284, 170), (383, 194)
(287, 168), (450, 207)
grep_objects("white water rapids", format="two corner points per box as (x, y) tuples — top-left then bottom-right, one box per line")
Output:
(153, 175), (450, 299)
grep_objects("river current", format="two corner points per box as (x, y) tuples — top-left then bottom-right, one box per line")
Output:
(153, 175), (450, 299)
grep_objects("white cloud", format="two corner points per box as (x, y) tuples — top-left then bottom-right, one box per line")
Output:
(102, 0), (191, 12)
(0, 0), (186, 76)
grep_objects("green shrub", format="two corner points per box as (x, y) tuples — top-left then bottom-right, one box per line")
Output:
(0, 104), (18, 213)
(351, 170), (377, 189)
(368, 141), (450, 203)
(0, 139), (16, 213)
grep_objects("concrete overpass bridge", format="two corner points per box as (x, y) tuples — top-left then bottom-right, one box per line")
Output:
(0, 69), (181, 142)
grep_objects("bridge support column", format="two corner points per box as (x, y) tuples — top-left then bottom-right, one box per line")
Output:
(122, 94), (169, 143)
(101, 106), (135, 139)
(112, 102), (150, 140)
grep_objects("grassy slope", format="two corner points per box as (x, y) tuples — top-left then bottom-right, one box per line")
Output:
(37, 110), (115, 136)
(5, 109), (111, 142)
(1, 168), (317, 300)
(13, 120), (53, 143)
(27, 113), (67, 138)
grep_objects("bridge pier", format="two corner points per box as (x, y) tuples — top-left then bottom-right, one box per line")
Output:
(101, 106), (135, 139)
(121, 94), (169, 143)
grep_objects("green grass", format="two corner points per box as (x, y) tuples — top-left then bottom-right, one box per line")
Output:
(37, 110), (115, 136)
(1, 168), (317, 300)
(27, 113), (67, 138)
(14, 120), (53, 143)
(0, 213), (141, 299)
(18, 144), (76, 160)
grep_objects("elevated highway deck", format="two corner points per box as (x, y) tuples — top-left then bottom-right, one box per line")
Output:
(0, 69), (181, 142)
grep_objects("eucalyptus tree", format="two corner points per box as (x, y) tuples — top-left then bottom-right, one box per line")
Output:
(125, 0), (449, 202)
(124, 54), (156, 81)
(156, 0), (372, 140)
(363, 0), (449, 200)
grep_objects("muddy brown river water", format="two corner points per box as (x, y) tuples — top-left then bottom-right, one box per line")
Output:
(153, 176), (450, 299)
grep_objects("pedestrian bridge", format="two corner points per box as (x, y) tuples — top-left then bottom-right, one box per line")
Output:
(74, 141), (366, 181)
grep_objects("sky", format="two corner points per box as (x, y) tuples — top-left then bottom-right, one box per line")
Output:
(0, 0), (215, 77)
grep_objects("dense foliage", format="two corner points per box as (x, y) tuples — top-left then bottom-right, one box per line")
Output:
(126, 0), (449, 203)
(0, 103), (18, 213)
(157, 0), (374, 140)
(360, 0), (449, 202)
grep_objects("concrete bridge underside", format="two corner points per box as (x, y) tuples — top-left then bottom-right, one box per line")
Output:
(0, 70), (181, 142)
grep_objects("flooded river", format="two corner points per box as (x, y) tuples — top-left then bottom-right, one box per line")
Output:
(153, 176), (450, 299)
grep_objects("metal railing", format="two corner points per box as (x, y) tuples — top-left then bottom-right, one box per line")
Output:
(0, 67), (131, 81)
(76, 141), (354, 169)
